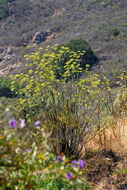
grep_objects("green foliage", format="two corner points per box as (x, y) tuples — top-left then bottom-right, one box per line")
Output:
(65, 39), (91, 52)
(65, 39), (98, 68)
(0, 77), (18, 98)
(0, 8), (7, 18)
(12, 45), (84, 115)
(56, 39), (98, 78)
(0, 116), (89, 189)
(0, 0), (7, 5)
(0, 0), (8, 19)
(115, 168), (127, 175)
(35, 176), (90, 190)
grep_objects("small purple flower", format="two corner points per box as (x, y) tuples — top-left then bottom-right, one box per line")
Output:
(20, 119), (25, 129)
(9, 119), (16, 128)
(71, 160), (77, 168)
(79, 160), (85, 168)
(57, 155), (63, 162)
(25, 148), (30, 152)
(34, 121), (41, 127)
(66, 172), (72, 180)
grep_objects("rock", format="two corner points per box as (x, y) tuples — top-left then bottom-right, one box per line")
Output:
(0, 60), (22, 77)
(3, 55), (14, 62)
(0, 47), (4, 54)
(6, 47), (16, 55)
(32, 30), (52, 45)
(0, 47), (16, 62)
(31, 27), (61, 45)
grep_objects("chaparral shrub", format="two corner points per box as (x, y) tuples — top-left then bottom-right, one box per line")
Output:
(10, 44), (121, 158)
(0, 77), (18, 98)
(55, 39), (98, 79)
(111, 27), (120, 37)
(65, 39), (98, 69)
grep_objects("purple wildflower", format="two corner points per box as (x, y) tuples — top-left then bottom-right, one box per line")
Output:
(79, 160), (85, 168)
(20, 119), (25, 129)
(71, 160), (77, 168)
(57, 155), (63, 162)
(25, 148), (30, 152)
(66, 172), (72, 180)
(9, 119), (16, 128)
(34, 121), (41, 127)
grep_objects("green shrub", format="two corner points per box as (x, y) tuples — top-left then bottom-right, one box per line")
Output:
(34, 176), (90, 190)
(65, 39), (98, 68)
(0, 77), (18, 98)
(111, 28), (120, 37)
(56, 39), (98, 79)
(0, 0), (8, 19)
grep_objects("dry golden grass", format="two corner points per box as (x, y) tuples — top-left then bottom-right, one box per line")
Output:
(87, 113), (127, 154)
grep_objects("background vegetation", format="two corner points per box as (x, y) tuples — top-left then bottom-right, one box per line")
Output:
(0, 0), (8, 19)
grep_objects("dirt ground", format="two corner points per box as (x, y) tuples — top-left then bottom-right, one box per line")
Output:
(85, 150), (127, 190)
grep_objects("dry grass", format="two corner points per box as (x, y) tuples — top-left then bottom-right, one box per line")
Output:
(86, 113), (127, 154)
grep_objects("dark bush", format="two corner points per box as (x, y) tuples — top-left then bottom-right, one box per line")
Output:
(56, 39), (99, 79)
(0, 77), (18, 98)
(65, 39), (98, 68)
(111, 28), (120, 37)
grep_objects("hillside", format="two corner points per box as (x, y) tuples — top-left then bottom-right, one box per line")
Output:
(0, 0), (127, 76)
(0, 1), (127, 189)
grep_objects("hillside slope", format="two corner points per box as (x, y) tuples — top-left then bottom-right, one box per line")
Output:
(0, 0), (127, 76)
